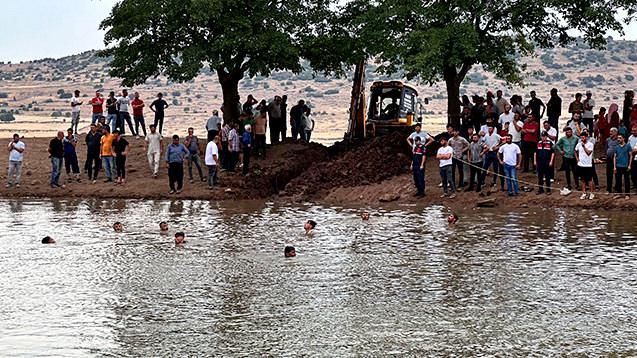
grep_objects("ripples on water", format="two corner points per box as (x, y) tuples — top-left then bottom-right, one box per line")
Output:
(0, 199), (636, 356)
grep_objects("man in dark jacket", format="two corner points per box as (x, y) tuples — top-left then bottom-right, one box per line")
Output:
(85, 123), (103, 183)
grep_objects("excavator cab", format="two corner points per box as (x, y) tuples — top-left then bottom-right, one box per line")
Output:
(367, 81), (418, 136)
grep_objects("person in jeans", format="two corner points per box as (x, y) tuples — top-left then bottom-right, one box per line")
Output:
(165, 134), (189, 194)
(131, 91), (147, 138)
(112, 130), (129, 185)
(498, 134), (521, 196)
(614, 134), (632, 198)
(89, 91), (104, 125)
(448, 128), (469, 189)
(521, 113), (539, 172)
(556, 127), (579, 190)
(184, 127), (204, 183)
(480, 124), (501, 190)
(411, 136), (426, 197)
(6, 133), (25, 188)
(604, 128), (619, 193)
(106, 91), (119, 131)
(437, 136), (456, 198)
(534, 131), (555, 194)
(144, 124), (163, 178)
(100, 126), (116, 183)
(204, 135), (220, 189)
(48, 131), (65, 188)
(63, 128), (81, 182)
(242, 124), (253, 175)
(117, 89), (136, 136)
(467, 133), (483, 192)
(85, 123), (102, 183)
(228, 122), (240, 172)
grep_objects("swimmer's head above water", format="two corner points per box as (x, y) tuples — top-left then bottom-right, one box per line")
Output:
(41, 236), (56, 244)
(174, 232), (186, 245)
(448, 213), (458, 224)
(284, 246), (296, 257)
(159, 221), (169, 232)
(113, 222), (123, 232)
(304, 220), (316, 234)
(361, 212), (370, 220)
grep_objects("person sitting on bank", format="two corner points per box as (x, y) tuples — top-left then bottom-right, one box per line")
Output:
(113, 222), (123, 232)
(159, 221), (169, 232)
(284, 246), (296, 257)
(175, 232), (186, 245)
(42, 236), (56, 244)
(304, 220), (316, 235)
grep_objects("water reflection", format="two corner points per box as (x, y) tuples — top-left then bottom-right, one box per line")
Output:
(0, 199), (636, 356)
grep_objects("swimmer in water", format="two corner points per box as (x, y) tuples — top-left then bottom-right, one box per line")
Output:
(284, 246), (296, 257)
(159, 221), (169, 232)
(448, 213), (458, 225)
(361, 212), (370, 220)
(41, 236), (56, 244)
(304, 220), (316, 235)
(174, 231), (186, 245)
(113, 222), (123, 232)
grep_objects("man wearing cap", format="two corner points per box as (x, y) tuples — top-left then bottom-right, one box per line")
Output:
(206, 110), (222, 142)
(556, 127), (579, 190)
(85, 123), (102, 183)
(583, 91), (595, 133)
(534, 131), (555, 194)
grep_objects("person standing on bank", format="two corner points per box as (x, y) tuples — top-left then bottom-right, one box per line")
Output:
(204, 135), (220, 189)
(206, 110), (222, 142)
(85, 123), (102, 183)
(614, 134), (632, 198)
(150, 92), (169, 134)
(144, 124), (163, 178)
(498, 134), (522, 196)
(106, 91), (118, 130)
(242, 125), (253, 175)
(6, 133), (25, 188)
(89, 91), (104, 125)
(112, 130), (129, 185)
(184, 127), (205, 183)
(117, 89), (136, 136)
(48, 131), (65, 188)
(165, 135), (189, 194)
(534, 131), (555, 194)
(63, 128), (81, 183)
(131, 91), (147, 138)
(100, 126), (116, 183)
(70, 90), (83, 135)
(254, 107), (268, 159)
(411, 136), (426, 197)
(575, 131), (595, 200)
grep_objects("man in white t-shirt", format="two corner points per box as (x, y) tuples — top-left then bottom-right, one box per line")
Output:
(436, 136), (455, 198)
(542, 120), (558, 142)
(117, 89), (137, 136)
(628, 126), (637, 189)
(480, 125), (501, 190)
(574, 131), (595, 200)
(497, 134), (521, 196)
(6, 133), (25, 188)
(204, 136), (220, 189)
(508, 113), (524, 146)
(582, 91), (595, 133)
(144, 124), (163, 178)
(406, 123), (433, 149)
(70, 90), (83, 135)
(498, 104), (515, 128)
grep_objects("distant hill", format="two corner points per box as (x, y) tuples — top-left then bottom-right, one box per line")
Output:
(0, 38), (635, 139)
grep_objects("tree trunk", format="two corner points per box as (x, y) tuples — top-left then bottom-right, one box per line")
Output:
(444, 67), (462, 128)
(217, 68), (243, 125)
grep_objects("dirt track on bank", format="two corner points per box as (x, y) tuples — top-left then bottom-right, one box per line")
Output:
(1, 133), (636, 210)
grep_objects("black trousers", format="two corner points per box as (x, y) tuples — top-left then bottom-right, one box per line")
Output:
(255, 134), (266, 158)
(521, 141), (536, 172)
(228, 151), (239, 171)
(115, 155), (126, 178)
(537, 163), (553, 191)
(154, 113), (165, 133)
(632, 161), (637, 190)
(243, 147), (251, 175)
(451, 158), (464, 188)
(563, 157), (578, 189)
(615, 167), (631, 194)
(221, 142), (229, 169)
(86, 151), (101, 180)
(606, 158), (615, 192)
(207, 130), (218, 142)
(270, 118), (283, 144)
(119, 112), (136, 135)
(168, 162), (184, 191)
(469, 161), (482, 189)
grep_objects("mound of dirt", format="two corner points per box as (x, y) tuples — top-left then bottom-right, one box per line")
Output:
(283, 132), (412, 200)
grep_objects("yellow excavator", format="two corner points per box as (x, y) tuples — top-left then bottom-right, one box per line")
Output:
(346, 60), (427, 139)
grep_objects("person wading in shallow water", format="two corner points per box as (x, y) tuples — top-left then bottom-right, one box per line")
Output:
(284, 246), (296, 257)
(175, 232), (186, 245)
(304, 220), (316, 235)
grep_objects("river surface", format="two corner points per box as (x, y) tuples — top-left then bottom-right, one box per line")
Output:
(0, 199), (636, 356)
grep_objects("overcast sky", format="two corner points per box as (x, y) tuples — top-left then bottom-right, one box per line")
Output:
(0, 0), (636, 63)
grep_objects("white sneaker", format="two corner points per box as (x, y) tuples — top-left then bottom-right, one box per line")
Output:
(580, 193), (587, 200)
(588, 193), (595, 200)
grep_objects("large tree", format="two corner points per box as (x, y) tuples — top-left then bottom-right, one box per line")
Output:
(100, 0), (322, 122)
(328, 0), (636, 126)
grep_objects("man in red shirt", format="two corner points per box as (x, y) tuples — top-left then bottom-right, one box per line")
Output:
(521, 113), (539, 172)
(89, 91), (104, 124)
(131, 92), (147, 138)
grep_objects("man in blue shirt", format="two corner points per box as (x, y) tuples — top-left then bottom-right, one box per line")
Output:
(242, 125), (253, 175)
(165, 134), (189, 194)
(614, 134), (633, 197)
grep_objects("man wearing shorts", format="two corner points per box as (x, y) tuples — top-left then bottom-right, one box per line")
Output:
(575, 131), (595, 200)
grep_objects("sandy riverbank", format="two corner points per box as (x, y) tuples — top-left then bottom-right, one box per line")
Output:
(0, 132), (635, 210)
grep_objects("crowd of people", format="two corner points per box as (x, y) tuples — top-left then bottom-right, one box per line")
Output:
(5, 89), (315, 194)
(408, 89), (637, 200)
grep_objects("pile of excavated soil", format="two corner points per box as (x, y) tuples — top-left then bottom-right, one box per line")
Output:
(282, 132), (412, 201)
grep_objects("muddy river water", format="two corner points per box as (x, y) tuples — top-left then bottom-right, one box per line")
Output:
(0, 198), (636, 356)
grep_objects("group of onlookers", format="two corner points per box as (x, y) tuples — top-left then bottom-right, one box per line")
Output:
(409, 89), (637, 200)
